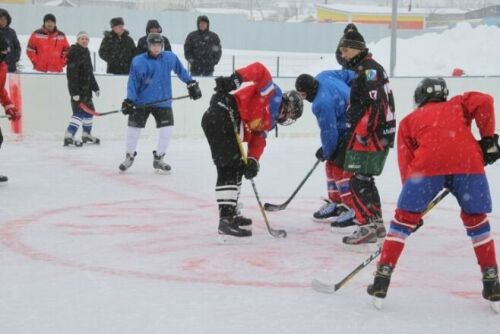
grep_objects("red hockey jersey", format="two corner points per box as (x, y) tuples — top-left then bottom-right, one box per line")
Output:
(233, 62), (280, 160)
(397, 92), (495, 182)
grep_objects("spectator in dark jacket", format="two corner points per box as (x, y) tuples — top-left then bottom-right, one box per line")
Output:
(64, 31), (100, 147)
(98, 17), (136, 74)
(184, 15), (222, 76)
(136, 19), (171, 55)
(0, 9), (20, 73)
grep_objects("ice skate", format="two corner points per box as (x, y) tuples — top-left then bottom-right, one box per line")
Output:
(367, 264), (394, 309)
(330, 204), (357, 228)
(342, 223), (379, 252)
(313, 199), (339, 223)
(153, 150), (171, 174)
(0, 175), (7, 184)
(482, 267), (500, 313)
(119, 152), (137, 172)
(218, 216), (252, 243)
(234, 215), (252, 231)
(63, 131), (82, 147)
(82, 132), (100, 144)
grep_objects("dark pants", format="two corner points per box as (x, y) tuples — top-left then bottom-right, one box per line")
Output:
(128, 107), (173, 128)
(202, 93), (243, 218)
(350, 174), (382, 225)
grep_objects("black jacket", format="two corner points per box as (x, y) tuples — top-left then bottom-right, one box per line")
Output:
(0, 9), (20, 72)
(136, 19), (171, 55)
(67, 43), (99, 100)
(184, 17), (222, 76)
(346, 50), (396, 151)
(98, 30), (136, 74)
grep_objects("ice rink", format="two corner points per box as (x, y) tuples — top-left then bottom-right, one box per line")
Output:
(0, 135), (499, 334)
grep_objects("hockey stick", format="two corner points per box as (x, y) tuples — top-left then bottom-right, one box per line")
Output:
(79, 95), (191, 117)
(264, 159), (321, 212)
(220, 99), (287, 239)
(311, 188), (451, 294)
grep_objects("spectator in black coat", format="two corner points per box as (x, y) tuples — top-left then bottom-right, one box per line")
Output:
(184, 15), (222, 76)
(136, 20), (171, 55)
(0, 8), (20, 73)
(98, 17), (136, 74)
(64, 31), (100, 146)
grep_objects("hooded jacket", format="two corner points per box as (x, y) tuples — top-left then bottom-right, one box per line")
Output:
(136, 20), (171, 55)
(0, 9), (20, 72)
(183, 15), (222, 76)
(98, 29), (136, 74)
(26, 25), (69, 73)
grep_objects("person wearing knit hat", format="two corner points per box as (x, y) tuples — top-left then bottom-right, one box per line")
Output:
(26, 13), (69, 72)
(98, 17), (136, 74)
(336, 27), (396, 247)
(335, 23), (359, 68)
(64, 28), (100, 147)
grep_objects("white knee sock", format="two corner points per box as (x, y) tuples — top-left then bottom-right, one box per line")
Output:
(156, 126), (174, 155)
(126, 126), (141, 155)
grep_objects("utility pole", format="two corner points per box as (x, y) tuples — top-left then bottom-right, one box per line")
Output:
(390, 0), (397, 77)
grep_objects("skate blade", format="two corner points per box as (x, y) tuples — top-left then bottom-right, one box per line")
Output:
(372, 297), (383, 310)
(217, 234), (252, 244)
(239, 225), (252, 231)
(491, 301), (499, 314)
(154, 168), (171, 175)
(313, 216), (340, 224)
(342, 242), (379, 253)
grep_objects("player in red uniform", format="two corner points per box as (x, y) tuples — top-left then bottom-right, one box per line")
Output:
(0, 32), (20, 182)
(367, 77), (500, 305)
(202, 62), (303, 240)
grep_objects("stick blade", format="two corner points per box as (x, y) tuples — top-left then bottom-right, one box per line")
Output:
(269, 228), (287, 238)
(264, 203), (285, 212)
(311, 279), (336, 294)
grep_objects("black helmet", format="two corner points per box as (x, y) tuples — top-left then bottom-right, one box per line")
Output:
(414, 77), (449, 107)
(295, 74), (318, 102)
(278, 90), (303, 126)
(147, 32), (164, 50)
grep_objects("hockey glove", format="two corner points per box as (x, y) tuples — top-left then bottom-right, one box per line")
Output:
(315, 147), (325, 162)
(479, 134), (500, 165)
(5, 106), (20, 121)
(121, 99), (135, 115)
(187, 80), (202, 100)
(243, 157), (259, 179)
(214, 73), (242, 93)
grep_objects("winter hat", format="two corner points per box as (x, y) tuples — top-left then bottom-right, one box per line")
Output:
(343, 23), (358, 34)
(338, 30), (366, 50)
(110, 17), (124, 28)
(77, 31), (89, 40)
(43, 13), (56, 23)
(146, 19), (162, 33)
(295, 74), (319, 103)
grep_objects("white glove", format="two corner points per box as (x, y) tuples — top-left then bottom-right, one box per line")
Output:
(72, 95), (80, 102)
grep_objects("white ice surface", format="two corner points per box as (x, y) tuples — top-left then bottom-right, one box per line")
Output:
(0, 135), (499, 334)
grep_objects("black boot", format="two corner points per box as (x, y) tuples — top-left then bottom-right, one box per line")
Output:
(482, 267), (500, 302)
(234, 215), (252, 229)
(0, 175), (8, 182)
(367, 264), (394, 298)
(218, 216), (252, 240)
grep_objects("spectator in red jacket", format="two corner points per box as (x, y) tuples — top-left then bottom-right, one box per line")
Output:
(0, 32), (20, 182)
(26, 13), (69, 73)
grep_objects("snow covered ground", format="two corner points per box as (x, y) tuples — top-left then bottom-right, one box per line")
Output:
(15, 22), (500, 76)
(0, 136), (498, 333)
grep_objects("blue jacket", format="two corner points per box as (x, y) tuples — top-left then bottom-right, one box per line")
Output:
(312, 70), (354, 158)
(127, 51), (192, 108)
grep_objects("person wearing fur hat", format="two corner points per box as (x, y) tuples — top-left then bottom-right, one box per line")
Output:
(63, 31), (100, 147)
(337, 27), (396, 247)
(184, 15), (222, 76)
(26, 13), (69, 72)
(0, 8), (21, 73)
(136, 19), (171, 55)
(98, 17), (136, 74)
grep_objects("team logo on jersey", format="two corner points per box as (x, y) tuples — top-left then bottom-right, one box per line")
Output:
(365, 69), (378, 81)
